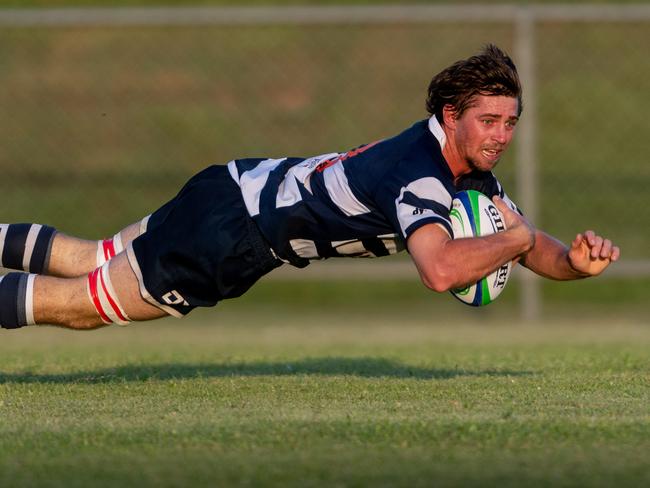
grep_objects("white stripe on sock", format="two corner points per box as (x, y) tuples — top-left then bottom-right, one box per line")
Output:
(25, 274), (36, 325)
(22, 224), (42, 271)
(0, 224), (8, 267)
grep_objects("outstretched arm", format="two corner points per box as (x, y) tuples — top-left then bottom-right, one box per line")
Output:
(521, 229), (620, 280)
(408, 195), (620, 291)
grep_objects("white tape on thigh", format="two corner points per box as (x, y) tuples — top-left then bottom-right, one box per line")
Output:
(87, 262), (131, 326)
(112, 232), (124, 254)
(96, 233), (124, 268)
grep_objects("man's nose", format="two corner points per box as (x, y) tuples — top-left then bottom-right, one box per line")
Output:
(492, 125), (509, 145)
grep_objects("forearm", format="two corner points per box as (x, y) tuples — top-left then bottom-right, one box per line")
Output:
(438, 231), (527, 288)
(521, 231), (589, 280)
(408, 223), (532, 292)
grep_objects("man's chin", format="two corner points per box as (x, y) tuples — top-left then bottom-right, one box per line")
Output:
(469, 158), (499, 173)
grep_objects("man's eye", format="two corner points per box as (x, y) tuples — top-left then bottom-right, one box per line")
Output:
(482, 119), (493, 125)
(506, 120), (518, 128)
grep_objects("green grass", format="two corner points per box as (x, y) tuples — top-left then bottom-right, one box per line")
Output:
(1, 294), (649, 487)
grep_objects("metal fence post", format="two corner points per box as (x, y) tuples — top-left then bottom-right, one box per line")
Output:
(515, 8), (541, 322)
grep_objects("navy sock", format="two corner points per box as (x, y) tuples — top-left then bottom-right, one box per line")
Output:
(0, 272), (34, 329)
(0, 224), (56, 273)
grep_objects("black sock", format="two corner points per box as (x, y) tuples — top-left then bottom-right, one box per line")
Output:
(0, 272), (35, 329)
(0, 224), (56, 273)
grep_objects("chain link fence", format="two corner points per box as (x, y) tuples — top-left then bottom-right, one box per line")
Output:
(0, 6), (648, 313)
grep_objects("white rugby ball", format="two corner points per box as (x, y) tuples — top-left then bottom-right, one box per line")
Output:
(449, 190), (512, 306)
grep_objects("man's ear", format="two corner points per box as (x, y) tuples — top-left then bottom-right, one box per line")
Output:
(442, 104), (457, 130)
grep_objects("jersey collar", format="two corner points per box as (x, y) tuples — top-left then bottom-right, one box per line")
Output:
(428, 115), (447, 151)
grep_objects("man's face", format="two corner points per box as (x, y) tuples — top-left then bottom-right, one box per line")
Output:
(453, 95), (519, 172)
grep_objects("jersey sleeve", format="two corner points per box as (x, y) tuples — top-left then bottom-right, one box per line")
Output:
(374, 164), (454, 240)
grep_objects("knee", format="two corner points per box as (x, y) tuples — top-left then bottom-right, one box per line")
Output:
(71, 317), (112, 330)
(61, 315), (108, 330)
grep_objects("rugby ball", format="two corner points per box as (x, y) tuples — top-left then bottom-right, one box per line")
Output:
(449, 190), (512, 306)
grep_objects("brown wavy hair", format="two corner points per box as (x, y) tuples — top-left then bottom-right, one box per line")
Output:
(426, 44), (522, 122)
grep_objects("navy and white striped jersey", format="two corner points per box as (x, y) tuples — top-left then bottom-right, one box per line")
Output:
(227, 116), (517, 267)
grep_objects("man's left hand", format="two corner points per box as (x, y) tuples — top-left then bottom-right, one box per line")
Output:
(568, 230), (620, 277)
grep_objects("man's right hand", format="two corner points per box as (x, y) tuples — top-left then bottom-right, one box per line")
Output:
(493, 195), (536, 254)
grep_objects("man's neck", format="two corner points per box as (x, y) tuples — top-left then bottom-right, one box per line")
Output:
(441, 128), (472, 184)
(428, 115), (471, 184)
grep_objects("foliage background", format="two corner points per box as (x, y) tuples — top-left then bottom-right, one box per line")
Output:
(0, 2), (648, 320)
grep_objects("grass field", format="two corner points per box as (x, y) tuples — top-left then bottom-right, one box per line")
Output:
(1, 279), (648, 487)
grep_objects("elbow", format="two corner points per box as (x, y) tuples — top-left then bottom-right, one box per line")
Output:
(420, 264), (455, 293)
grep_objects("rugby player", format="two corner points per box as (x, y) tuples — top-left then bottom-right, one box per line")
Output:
(0, 44), (619, 330)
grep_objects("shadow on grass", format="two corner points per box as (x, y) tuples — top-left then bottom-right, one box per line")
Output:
(0, 357), (532, 384)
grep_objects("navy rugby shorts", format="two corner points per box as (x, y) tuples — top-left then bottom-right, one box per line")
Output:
(126, 165), (282, 317)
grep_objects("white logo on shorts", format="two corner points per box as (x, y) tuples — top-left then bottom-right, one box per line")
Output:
(162, 290), (189, 306)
